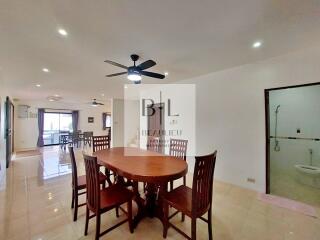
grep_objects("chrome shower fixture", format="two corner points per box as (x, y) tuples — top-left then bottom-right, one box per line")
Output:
(274, 105), (280, 152)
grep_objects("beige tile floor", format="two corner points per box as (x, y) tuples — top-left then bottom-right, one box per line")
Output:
(270, 170), (320, 207)
(0, 146), (319, 240)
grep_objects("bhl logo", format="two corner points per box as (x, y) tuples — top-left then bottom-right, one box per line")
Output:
(142, 91), (179, 118)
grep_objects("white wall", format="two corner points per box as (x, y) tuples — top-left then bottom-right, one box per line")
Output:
(178, 46), (320, 192)
(0, 72), (10, 189)
(14, 100), (111, 150)
(124, 100), (140, 147)
(0, 95), (6, 189)
(111, 99), (124, 147)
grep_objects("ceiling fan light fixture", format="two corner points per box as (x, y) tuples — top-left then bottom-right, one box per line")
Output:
(105, 54), (164, 81)
(127, 72), (142, 81)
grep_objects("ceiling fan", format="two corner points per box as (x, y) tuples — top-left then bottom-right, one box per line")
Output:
(88, 99), (104, 107)
(104, 54), (165, 84)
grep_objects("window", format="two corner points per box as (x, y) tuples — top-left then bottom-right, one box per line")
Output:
(102, 112), (111, 130)
(43, 112), (73, 145)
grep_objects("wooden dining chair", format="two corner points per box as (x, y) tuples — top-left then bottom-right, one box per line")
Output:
(142, 137), (161, 193)
(92, 135), (113, 185)
(169, 138), (188, 191)
(168, 138), (188, 221)
(71, 132), (82, 148)
(92, 135), (111, 152)
(69, 146), (107, 221)
(60, 134), (69, 150)
(83, 131), (93, 147)
(147, 136), (160, 152)
(83, 154), (134, 240)
(162, 151), (217, 240)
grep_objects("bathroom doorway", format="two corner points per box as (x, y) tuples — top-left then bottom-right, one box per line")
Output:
(265, 82), (320, 207)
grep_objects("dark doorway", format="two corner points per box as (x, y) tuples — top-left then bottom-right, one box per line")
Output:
(147, 103), (165, 153)
(5, 97), (14, 168)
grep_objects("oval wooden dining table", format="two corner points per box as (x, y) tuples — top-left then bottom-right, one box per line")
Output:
(93, 147), (188, 228)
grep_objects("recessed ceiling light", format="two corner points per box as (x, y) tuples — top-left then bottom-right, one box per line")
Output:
(36, 84), (41, 87)
(47, 96), (62, 102)
(54, 94), (60, 97)
(54, 208), (58, 213)
(42, 68), (49, 73)
(58, 28), (68, 36)
(252, 41), (262, 48)
(124, 85), (128, 89)
(164, 72), (169, 76)
(101, 93), (105, 97)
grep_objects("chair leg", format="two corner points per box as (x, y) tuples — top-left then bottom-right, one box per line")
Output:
(181, 176), (186, 222)
(116, 207), (119, 218)
(104, 168), (113, 186)
(95, 213), (101, 240)
(208, 207), (213, 240)
(73, 191), (78, 221)
(84, 206), (89, 236)
(162, 201), (169, 238)
(71, 189), (75, 209)
(128, 200), (133, 233)
(191, 218), (197, 240)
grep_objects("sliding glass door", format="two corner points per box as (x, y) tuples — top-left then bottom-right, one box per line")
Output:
(43, 112), (73, 145)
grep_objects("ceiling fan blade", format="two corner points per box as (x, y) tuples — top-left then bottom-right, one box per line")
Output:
(138, 60), (156, 70)
(97, 102), (105, 105)
(104, 60), (128, 70)
(141, 71), (165, 79)
(106, 72), (127, 77)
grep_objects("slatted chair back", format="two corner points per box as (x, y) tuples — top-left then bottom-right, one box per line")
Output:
(147, 136), (160, 152)
(192, 151), (217, 216)
(92, 135), (110, 153)
(83, 131), (93, 144)
(83, 154), (100, 213)
(83, 131), (93, 139)
(68, 146), (78, 187)
(169, 139), (188, 160)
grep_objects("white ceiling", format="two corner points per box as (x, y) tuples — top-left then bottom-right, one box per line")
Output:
(1, 0), (320, 102)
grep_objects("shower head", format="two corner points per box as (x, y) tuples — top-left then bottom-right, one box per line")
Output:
(275, 105), (280, 113)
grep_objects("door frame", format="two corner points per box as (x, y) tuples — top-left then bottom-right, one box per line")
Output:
(264, 81), (320, 194)
(5, 96), (14, 168)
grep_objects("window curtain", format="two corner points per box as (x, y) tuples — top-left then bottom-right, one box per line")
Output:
(102, 112), (107, 130)
(72, 111), (79, 132)
(37, 108), (45, 147)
